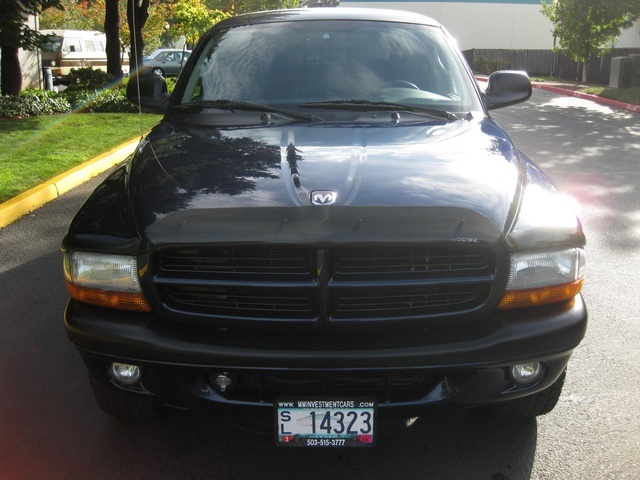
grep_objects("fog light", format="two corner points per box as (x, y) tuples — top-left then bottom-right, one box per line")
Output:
(510, 362), (543, 385)
(214, 374), (233, 392)
(110, 362), (142, 385)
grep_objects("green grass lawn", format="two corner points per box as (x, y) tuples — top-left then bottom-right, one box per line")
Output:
(583, 86), (640, 106)
(0, 113), (160, 204)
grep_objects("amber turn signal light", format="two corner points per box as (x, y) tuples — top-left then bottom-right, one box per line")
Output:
(66, 282), (152, 312)
(498, 279), (584, 310)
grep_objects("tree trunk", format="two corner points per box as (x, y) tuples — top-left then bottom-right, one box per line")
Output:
(582, 58), (589, 83)
(127, 0), (150, 76)
(104, 0), (122, 80)
(1, 46), (22, 96)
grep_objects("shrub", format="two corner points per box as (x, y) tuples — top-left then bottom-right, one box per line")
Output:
(0, 90), (71, 118)
(472, 56), (514, 75)
(66, 67), (115, 92)
(165, 77), (177, 93)
(68, 89), (138, 113)
(58, 67), (138, 113)
(0, 67), (164, 117)
(1, 68), (177, 118)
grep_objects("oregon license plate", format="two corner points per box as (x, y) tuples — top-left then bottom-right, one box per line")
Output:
(275, 399), (376, 447)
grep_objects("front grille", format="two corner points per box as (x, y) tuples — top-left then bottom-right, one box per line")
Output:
(212, 372), (440, 403)
(152, 245), (495, 323)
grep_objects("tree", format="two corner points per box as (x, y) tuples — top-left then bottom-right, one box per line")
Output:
(0, 0), (63, 95)
(127, 0), (150, 75)
(109, 0), (173, 76)
(204, 0), (299, 15)
(42, 0), (126, 79)
(126, 0), (176, 71)
(40, 0), (102, 30)
(42, 0), (177, 77)
(300, 0), (338, 7)
(172, 0), (229, 48)
(41, 0), (123, 78)
(104, 0), (122, 78)
(541, 0), (640, 82)
(141, 2), (177, 54)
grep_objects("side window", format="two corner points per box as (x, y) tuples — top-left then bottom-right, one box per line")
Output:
(84, 40), (96, 52)
(63, 38), (82, 53)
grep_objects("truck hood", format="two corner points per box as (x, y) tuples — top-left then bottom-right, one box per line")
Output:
(128, 117), (522, 244)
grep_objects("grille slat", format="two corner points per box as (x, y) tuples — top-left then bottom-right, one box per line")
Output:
(153, 245), (494, 322)
(162, 285), (315, 317)
(333, 284), (485, 315)
(333, 247), (488, 275)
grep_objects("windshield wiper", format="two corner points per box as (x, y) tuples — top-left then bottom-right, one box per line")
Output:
(299, 100), (465, 121)
(173, 99), (322, 123)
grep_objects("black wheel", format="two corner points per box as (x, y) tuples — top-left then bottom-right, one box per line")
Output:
(487, 370), (566, 418)
(151, 67), (164, 77)
(89, 374), (163, 422)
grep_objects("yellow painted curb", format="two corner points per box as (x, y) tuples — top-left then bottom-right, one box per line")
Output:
(0, 137), (141, 229)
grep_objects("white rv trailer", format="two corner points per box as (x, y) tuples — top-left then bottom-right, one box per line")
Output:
(40, 29), (129, 83)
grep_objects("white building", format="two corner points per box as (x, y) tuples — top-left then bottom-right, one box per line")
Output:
(18, 15), (44, 90)
(340, 0), (640, 51)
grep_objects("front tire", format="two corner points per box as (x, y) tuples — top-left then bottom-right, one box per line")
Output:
(89, 374), (163, 422)
(488, 370), (566, 418)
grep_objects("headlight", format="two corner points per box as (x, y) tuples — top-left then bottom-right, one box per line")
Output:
(498, 248), (585, 310)
(64, 252), (151, 312)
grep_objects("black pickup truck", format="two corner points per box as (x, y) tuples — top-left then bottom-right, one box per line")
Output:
(63, 8), (586, 447)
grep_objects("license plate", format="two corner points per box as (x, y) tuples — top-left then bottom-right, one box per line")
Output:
(275, 399), (376, 447)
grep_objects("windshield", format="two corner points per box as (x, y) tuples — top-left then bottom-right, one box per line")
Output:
(176, 20), (482, 114)
(42, 36), (62, 53)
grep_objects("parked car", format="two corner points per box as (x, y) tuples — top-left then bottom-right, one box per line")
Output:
(142, 48), (191, 77)
(63, 8), (587, 447)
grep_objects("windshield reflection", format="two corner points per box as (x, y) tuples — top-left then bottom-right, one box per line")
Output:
(176, 21), (480, 112)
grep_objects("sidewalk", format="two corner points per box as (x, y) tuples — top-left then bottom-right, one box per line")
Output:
(532, 81), (640, 114)
(1, 83), (638, 230)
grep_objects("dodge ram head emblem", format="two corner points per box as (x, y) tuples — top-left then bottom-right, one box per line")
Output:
(310, 191), (337, 206)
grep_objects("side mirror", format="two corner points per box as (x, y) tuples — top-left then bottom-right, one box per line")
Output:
(126, 74), (170, 113)
(482, 71), (532, 110)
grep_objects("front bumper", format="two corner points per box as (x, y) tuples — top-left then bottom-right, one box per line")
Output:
(65, 296), (587, 415)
